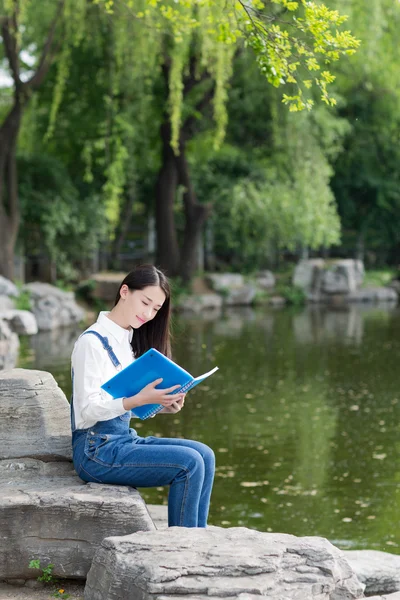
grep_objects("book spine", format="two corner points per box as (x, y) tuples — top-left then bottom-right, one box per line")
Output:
(142, 404), (163, 420)
(178, 379), (193, 394)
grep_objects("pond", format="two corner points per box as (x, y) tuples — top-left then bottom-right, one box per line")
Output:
(17, 304), (400, 554)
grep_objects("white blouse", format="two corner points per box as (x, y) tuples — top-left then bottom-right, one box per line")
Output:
(71, 311), (135, 429)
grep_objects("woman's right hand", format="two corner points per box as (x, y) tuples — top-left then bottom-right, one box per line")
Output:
(122, 378), (183, 411)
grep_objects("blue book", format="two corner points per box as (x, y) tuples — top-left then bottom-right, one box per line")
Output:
(101, 347), (219, 420)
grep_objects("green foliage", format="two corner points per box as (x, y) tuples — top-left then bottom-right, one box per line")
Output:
(15, 289), (32, 311)
(276, 284), (306, 306)
(363, 269), (397, 289)
(28, 560), (71, 598)
(28, 559), (55, 583)
(93, 0), (358, 153)
(170, 276), (191, 305)
(17, 154), (106, 282)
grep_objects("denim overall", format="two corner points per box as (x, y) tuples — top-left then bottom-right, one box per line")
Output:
(71, 330), (215, 527)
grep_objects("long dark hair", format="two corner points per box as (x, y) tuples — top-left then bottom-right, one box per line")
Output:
(114, 265), (172, 358)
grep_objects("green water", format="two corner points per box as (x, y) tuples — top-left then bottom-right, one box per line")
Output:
(18, 305), (400, 553)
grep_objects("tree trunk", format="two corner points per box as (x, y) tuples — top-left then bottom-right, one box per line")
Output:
(176, 139), (211, 283)
(155, 122), (180, 276)
(110, 182), (135, 269)
(0, 101), (22, 280)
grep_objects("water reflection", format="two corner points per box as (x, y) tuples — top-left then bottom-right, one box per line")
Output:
(17, 304), (400, 553)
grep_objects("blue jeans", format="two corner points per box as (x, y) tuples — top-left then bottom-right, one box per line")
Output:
(72, 413), (215, 528)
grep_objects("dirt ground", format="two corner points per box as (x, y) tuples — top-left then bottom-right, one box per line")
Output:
(0, 581), (85, 600)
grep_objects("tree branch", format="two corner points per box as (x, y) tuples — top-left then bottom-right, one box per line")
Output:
(25, 0), (65, 91)
(1, 9), (21, 88)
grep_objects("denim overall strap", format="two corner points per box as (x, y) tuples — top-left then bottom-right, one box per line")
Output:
(70, 330), (122, 432)
(81, 330), (122, 370)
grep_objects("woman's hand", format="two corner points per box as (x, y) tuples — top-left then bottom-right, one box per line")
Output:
(159, 394), (186, 414)
(123, 378), (184, 411)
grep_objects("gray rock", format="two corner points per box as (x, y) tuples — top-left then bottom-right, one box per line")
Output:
(368, 594), (400, 600)
(23, 282), (85, 330)
(343, 549), (400, 596)
(177, 293), (223, 313)
(255, 270), (276, 290)
(0, 275), (19, 297)
(84, 527), (364, 600)
(269, 295), (287, 307)
(147, 504), (168, 529)
(293, 259), (325, 292)
(224, 284), (256, 306)
(207, 273), (245, 291)
(348, 287), (398, 303)
(0, 369), (72, 461)
(206, 274), (257, 306)
(0, 310), (38, 335)
(0, 319), (19, 371)
(0, 295), (15, 310)
(0, 458), (155, 580)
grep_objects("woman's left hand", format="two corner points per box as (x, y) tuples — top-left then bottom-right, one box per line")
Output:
(159, 394), (186, 414)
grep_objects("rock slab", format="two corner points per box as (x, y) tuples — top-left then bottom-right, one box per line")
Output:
(84, 527), (364, 600)
(0, 369), (72, 461)
(0, 458), (154, 580)
(343, 550), (400, 596)
(0, 319), (19, 371)
(24, 282), (85, 330)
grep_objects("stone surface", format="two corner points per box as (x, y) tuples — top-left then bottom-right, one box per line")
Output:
(0, 369), (72, 461)
(207, 273), (245, 290)
(23, 282), (85, 330)
(147, 503), (168, 529)
(348, 287), (398, 303)
(91, 272), (126, 303)
(269, 295), (287, 307)
(0, 458), (155, 580)
(343, 549), (400, 596)
(0, 295), (15, 311)
(255, 270), (276, 290)
(368, 594), (400, 600)
(177, 293), (223, 313)
(85, 527), (364, 600)
(0, 276), (19, 297)
(206, 273), (256, 306)
(0, 581), (85, 599)
(0, 310), (38, 335)
(0, 319), (19, 371)
(293, 259), (325, 292)
(224, 284), (256, 306)
(292, 260), (397, 305)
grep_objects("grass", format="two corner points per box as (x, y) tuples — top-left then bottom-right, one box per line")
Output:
(363, 268), (397, 288)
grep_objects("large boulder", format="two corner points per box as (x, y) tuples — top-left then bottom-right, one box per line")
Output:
(0, 368), (156, 581)
(0, 295), (15, 311)
(0, 319), (19, 371)
(0, 458), (154, 580)
(177, 293), (223, 313)
(0, 275), (19, 298)
(84, 527), (364, 600)
(0, 309), (38, 335)
(292, 259), (397, 305)
(343, 550), (400, 597)
(23, 282), (85, 330)
(0, 369), (72, 461)
(206, 273), (257, 306)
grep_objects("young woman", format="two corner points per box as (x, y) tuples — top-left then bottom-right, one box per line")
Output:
(71, 264), (215, 528)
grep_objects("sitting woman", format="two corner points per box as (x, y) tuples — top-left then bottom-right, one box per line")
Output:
(71, 264), (215, 528)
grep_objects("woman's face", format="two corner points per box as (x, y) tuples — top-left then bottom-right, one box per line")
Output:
(120, 285), (166, 329)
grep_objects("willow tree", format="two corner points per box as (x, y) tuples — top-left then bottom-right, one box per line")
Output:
(92, 0), (358, 280)
(0, 0), (358, 281)
(0, 0), (87, 279)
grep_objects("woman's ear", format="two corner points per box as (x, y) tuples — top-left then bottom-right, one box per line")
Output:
(119, 284), (129, 300)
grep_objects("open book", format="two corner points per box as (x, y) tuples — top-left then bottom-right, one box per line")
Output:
(101, 347), (218, 420)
